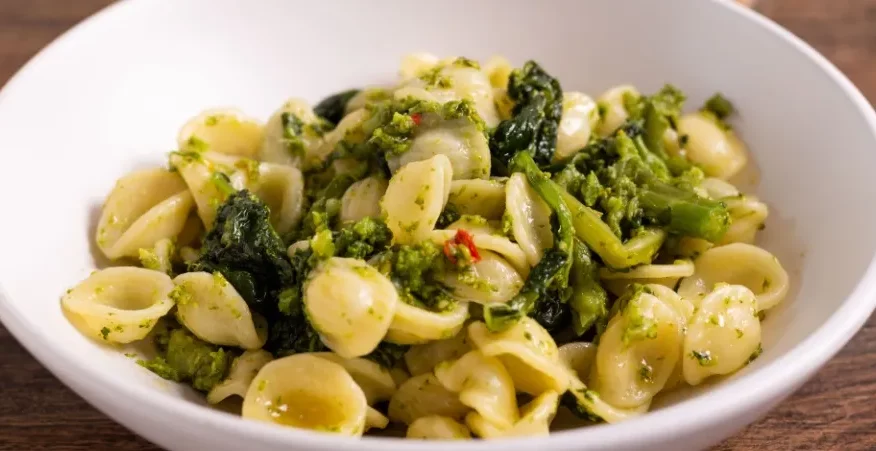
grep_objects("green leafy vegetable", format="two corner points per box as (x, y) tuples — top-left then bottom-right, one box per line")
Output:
(190, 190), (294, 315)
(314, 89), (360, 126)
(568, 238), (608, 336)
(490, 60), (563, 169)
(138, 322), (232, 392)
(703, 93), (735, 120)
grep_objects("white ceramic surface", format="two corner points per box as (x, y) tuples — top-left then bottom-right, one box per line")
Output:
(0, 0), (875, 450)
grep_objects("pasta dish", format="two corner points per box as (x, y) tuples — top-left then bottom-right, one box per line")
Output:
(60, 53), (789, 440)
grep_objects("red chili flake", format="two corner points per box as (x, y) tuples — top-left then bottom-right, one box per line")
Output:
(454, 229), (481, 262)
(443, 240), (457, 265)
(411, 113), (422, 126)
(442, 229), (481, 265)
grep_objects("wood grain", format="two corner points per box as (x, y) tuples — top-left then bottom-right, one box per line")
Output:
(0, 0), (873, 450)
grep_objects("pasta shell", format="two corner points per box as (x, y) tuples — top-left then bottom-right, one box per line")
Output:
(678, 243), (789, 311)
(589, 288), (685, 408)
(304, 257), (399, 358)
(385, 300), (469, 345)
(61, 267), (174, 344)
(466, 390), (559, 439)
(677, 112), (749, 180)
(505, 173), (553, 266)
(388, 373), (469, 425)
(340, 175), (388, 223)
(173, 272), (267, 350)
(554, 91), (598, 162)
(447, 179), (506, 219)
(381, 154), (453, 245)
(242, 354), (368, 436)
(407, 415), (471, 440)
(96, 168), (192, 259)
(178, 108), (264, 158)
(207, 350), (273, 405)
(468, 319), (569, 396)
(682, 284), (762, 386)
(434, 350), (519, 429)
(259, 98), (324, 167)
(595, 85), (639, 137)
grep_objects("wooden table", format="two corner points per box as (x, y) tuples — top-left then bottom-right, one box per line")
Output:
(0, 0), (874, 449)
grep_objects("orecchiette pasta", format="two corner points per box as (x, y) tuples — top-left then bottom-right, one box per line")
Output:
(447, 179), (506, 219)
(252, 163), (305, 236)
(599, 259), (695, 296)
(340, 175), (388, 223)
(259, 98), (325, 167)
(431, 223), (530, 277)
(172, 272), (267, 350)
(178, 108), (264, 158)
(407, 415), (472, 440)
(678, 243), (789, 311)
(62, 267), (174, 343)
(505, 172), (553, 266)
(96, 168), (192, 259)
(401, 61), (500, 128)
(682, 284), (762, 386)
(387, 116), (491, 180)
(243, 354), (369, 436)
(676, 112), (749, 180)
(466, 390), (560, 439)
(468, 319), (570, 396)
(589, 287), (685, 408)
(596, 85), (639, 137)
(388, 373), (470, 425)
(207, 350), (273, 404)
(439, 250), (524, 305)
(312, 352), (397, 405)
(385, 300), (469, 345)
(558, 342), (597, 380)
(555, 92), (598, 162)
(66, 53), (796, 440)
(304, 257), (398, 358)
(434, 350), (519, 429)
(381, 154), (453, 245)
(404, 329), (471, 376)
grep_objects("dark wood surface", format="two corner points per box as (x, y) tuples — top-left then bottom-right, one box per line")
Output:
(0, 0), (874, 449)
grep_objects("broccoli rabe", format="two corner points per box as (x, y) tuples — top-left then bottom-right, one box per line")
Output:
(568, 238), (608, 336)
(490, 60), (563, 169)
(269, 217), (393, 355)
(313, 89), (360, 126)
(138, 322), (232, 393)
(484, 247), (569, 332)
(190, 190), (294, 315)
(562, 123), (729, 244)
(325, 96), (485, 168)
(703, 93), (735, 121)
(372, 241), (456, 312)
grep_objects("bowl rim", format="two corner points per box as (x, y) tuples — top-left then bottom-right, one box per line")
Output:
(1, 0), (875, 449)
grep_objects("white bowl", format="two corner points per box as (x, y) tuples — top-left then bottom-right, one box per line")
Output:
(1, 0), (875, 450)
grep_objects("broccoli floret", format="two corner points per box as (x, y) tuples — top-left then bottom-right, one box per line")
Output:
(314, 89), (361, 126)
(436, 203), (462, 229)
(191, 190), (294, 315)
(490, 60), (563, 169)
(565, 122), (729, 244)
(568, 238), (608, 336)
(703, 93), (735, 120)
(137, 323), (232, 393)
(373, 241), (456, 311)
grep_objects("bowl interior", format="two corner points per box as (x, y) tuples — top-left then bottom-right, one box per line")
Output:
(1, 0), (875, 449)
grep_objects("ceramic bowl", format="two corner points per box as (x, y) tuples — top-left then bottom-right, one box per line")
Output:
(1, 0), (875, 450)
